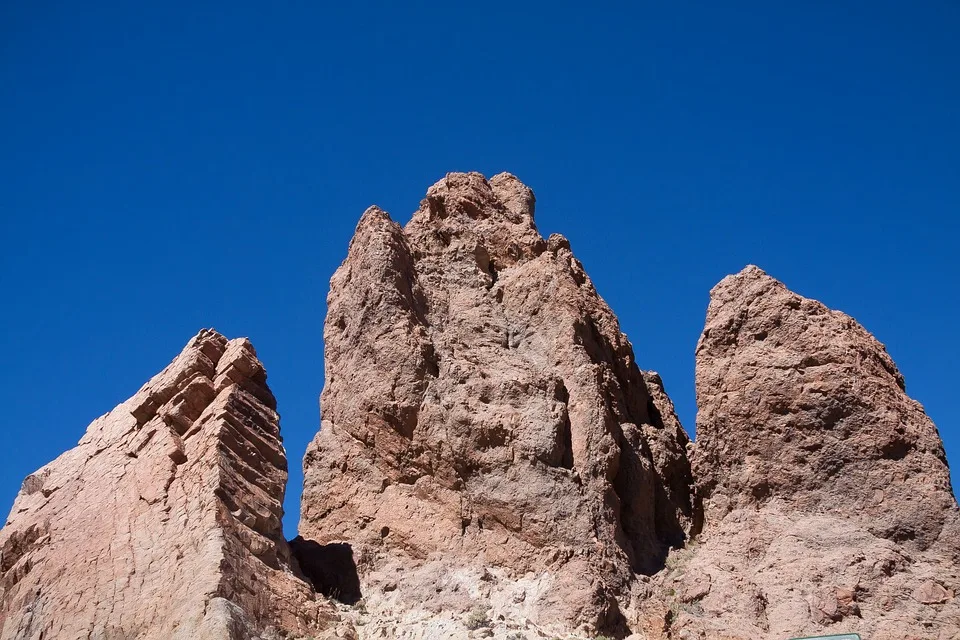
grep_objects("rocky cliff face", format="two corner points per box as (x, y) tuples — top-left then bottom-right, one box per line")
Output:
(0, 330), (347, 640)
(647, 266), (959, 640)
(300, 172), (694, 636)
(2, 175), (958, 640)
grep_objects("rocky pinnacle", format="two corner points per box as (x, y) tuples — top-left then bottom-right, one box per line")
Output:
(300, 172), (695, 636)
(2, 176), (957, 640)
(0, 330), (344, 640)
(648, 266), (960, 640)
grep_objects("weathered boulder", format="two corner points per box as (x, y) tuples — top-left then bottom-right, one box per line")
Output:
(0, 330), (345, 640)
(300, 172), (694, 636)
(659, 266), (960, 640)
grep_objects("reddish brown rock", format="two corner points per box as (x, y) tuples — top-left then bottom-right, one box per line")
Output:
(7, 180), (958, 640)
(811, 586), (860, 624)
(0, 330), (345, 640)
(913, 580), (952, 606)
(670, 266), (960, 639)
(694, 265), (957, 546)
(300, 172), (694, 636)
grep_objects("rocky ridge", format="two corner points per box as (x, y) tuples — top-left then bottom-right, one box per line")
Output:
(1, 173), (957, 640)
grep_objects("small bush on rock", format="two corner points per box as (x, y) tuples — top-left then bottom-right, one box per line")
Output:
(464, 605), (491, 630)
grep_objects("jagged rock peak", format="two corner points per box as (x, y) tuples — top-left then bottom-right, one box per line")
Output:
(356, 204), (393, 226)
(301, 172), (694, 637)
(0, 330), (347, 640)
(663, 266), (960, 640)
(406, 171), (546, 269)
(694, 265), (954, 544)
(415, 171), (536, 223)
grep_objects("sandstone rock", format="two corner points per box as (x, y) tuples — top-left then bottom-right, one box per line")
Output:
(0, 330), (341, 640)
(913, 580), (952, 605)
(679, 574), (711, 604)
(300, 172), (694, 636)
(811, 586), (860, 624)
(6, 179), (959, 640)
(694, 265), (957, 547)
(677, 266), (960, 639)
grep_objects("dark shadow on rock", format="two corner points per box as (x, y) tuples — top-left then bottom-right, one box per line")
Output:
(289, 536), (362, 605)
(598, 593), (632, 639)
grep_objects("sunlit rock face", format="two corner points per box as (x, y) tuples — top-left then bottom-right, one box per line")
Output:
(3, 175), (957, 640)
(300, 172), (694, 636)
(0, 330), (345, 640)
(654, 266), (960, 640)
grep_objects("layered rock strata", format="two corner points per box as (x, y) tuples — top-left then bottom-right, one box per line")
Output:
(649, 266), (960, 639)
(0, 330), (343, 640)
(300, 172), (694, 636)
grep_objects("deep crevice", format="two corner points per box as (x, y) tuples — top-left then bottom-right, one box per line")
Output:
(289, 537), (362, 605)
(554, 381), (574, 469)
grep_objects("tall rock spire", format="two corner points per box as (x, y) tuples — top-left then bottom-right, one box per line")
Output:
(648, 266), (960, 640)
(300, 172), (694, 636)
(694, 265), (957, 546)
(0, 330), (344, 640)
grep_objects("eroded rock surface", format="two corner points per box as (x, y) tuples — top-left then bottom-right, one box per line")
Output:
(0, 330), (345, 640)
(300, 172), (694, 636)
(657, 266), (960, 639)
(4, 179), (957, 640)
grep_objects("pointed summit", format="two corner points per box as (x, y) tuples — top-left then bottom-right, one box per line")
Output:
(405, 171), (546, 270)
(0, 331), (344, 639)
(694, 266), (950, 533)
(665, 267), (960, 639)
(302, 172), (693, 637)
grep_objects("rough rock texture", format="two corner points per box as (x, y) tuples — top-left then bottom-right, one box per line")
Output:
(0, 330), (346, 640)
(694, 266), (957, 545)
(300, 172), (694, 636)
(658, 266), (960, 639)
(5, 176), (958, 640)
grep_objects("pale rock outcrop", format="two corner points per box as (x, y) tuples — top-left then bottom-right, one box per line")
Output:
(0, 330), (347, 640)
(300, 172), (694, 637)
(653, 266), (960, 640)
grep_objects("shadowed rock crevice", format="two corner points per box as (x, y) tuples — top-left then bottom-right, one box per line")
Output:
(289, 537), (362, 605)
(555, 410), (575, 470)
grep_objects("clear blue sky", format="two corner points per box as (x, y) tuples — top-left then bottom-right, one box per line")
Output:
(1, 2), (957, 536)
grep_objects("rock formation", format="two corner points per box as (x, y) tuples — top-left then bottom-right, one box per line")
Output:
(650, 266), (959, 640)
(300, 172), (694, 636)
(0, 330), (347, 640)
(2, 175), (958, 640)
